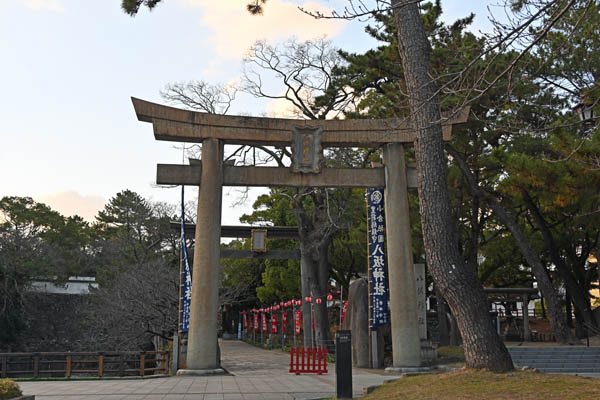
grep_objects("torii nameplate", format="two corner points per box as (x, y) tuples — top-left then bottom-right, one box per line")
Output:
(291, 126), (322, 173)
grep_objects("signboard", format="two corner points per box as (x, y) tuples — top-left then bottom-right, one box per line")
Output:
(291, 126), (323, 173)
(254, 313), (259, 331)
(251, 229), (267, 252)
(282, 311), (287, 332)
(415, 263), (427, 340)
(335, 330), (352, 399)
(367, 188), (390, 327)
(243, 313), (247, 330)
(262, 313), (267, 333)
(294, 310), (302, 334)
(179, 187), (192, 333)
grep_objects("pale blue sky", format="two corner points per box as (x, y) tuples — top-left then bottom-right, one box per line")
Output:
(0, 0), (496, 222)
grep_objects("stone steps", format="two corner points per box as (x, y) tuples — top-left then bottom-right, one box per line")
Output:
(508, 346), (600, 373)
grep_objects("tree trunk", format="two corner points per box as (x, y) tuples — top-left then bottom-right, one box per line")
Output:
(295, 199), (332, 348)
(447, 145), (578, 344)
(522, 191), (598, 329)
(314, 240), (331, 348)
(299, 242), (315, 347)
(392, 0), (514, 371)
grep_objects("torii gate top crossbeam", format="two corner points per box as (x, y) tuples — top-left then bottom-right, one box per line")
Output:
(132, 98), (469, 147)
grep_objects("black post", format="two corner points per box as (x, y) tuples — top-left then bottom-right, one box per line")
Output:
(1, 356), (7, 378)
(119, 353), (125, 376)
(33, 353), (40, 378)
(335, 330), (352, 399)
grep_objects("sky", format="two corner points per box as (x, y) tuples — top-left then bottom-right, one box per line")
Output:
(0, 0), (497, 224)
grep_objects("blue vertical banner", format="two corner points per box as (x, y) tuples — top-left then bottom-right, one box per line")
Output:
(180, 186), (192, 333)
(367, 188), (390, 327)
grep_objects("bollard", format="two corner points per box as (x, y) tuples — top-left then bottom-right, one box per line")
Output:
(336, 330), (352, 399)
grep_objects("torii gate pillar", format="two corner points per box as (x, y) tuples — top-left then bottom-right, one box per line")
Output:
(179, 138), (225, 375)
(383, 143), (422, 368)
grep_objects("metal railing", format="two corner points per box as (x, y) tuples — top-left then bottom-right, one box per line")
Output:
(0, 350), (169, 379)
(582, 321), (600, 347)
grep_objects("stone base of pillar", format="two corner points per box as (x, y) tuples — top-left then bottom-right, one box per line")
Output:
(176, 368), (227, 376)
(384, 366), (431, 374)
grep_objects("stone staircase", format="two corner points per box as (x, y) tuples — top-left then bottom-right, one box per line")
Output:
(508, 346), (600, 373)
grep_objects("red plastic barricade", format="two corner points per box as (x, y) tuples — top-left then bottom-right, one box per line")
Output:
(289, 347), (328, 375)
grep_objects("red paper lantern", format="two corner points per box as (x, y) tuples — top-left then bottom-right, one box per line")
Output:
(280, 301), (284, 307)
(327, 294), (333, 301)
(316, 298), (322, 304)
(305, 296), (312, 303)
(297, 300), (302, 306)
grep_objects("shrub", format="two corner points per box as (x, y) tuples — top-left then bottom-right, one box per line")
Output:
(0, 379), (22, 400)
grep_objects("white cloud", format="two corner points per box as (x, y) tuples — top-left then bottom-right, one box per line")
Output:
(17, 0), (64, 12)
(265, 96), (303, 118)
(36, 191), (106, 222)
(185, 0), (345, 58)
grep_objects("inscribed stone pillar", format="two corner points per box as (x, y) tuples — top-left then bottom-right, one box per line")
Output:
(348, 278), (369, 368)
(383, 143), (422, 367)
(414, 263), (427, 340)
(186, 138), (223, 371)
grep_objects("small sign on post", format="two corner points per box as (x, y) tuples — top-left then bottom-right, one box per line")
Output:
(335, 330), (352, 399)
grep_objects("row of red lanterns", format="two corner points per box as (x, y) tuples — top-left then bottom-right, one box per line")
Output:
(245, 294), (335, 314)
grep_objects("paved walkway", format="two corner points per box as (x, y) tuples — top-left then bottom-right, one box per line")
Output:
(20, 340), (401, 399)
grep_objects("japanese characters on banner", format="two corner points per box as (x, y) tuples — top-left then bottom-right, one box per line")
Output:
(179, 187), (192, 333)
(341, 300), (348, 326)
(367, 188), (390, 327)
(294, 310), (302, 334)
(271, 314), (277, 334)
(282, 311), (287, 332)
(262, 313), (267, 333)
(243, 313), (247, 330)
(254, 313), (259, 331)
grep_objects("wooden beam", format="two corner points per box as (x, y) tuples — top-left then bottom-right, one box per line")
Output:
(132, 97), (469, 146)
(157, 164), (417, 188)
(220, 249), (301, 260)
(173, 223), (299, 239)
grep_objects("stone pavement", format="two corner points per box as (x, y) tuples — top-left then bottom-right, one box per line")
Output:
(19, 340), (402, 399)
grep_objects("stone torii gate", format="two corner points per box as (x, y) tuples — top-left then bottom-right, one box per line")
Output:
(132, 97), (468, 375)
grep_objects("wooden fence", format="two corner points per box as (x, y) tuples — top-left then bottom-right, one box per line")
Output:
(0, 351), (169, 379)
